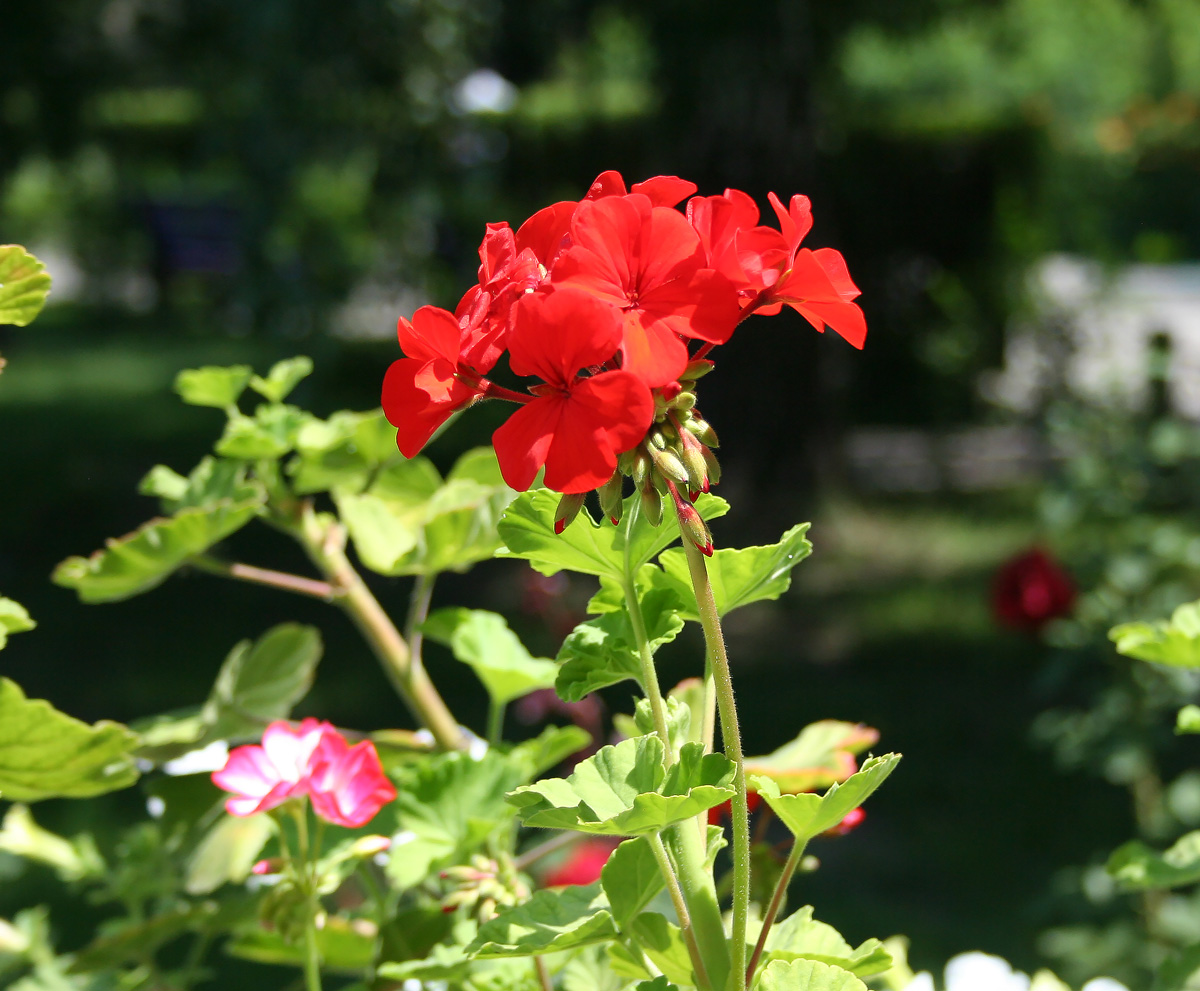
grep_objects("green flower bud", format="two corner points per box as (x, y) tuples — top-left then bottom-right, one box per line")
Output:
(554, 492), (586, 534)
(640, 482), (663, 526)
(598, 471), (624, 525)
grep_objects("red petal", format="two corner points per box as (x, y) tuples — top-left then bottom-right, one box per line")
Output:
(631, 175), (698, 207)
(792, 300), (868, 350)
(516, 200), (577, 269)
(382, 358), (474, 457)
(767, 192), (813, 256)
(811, 248), (861, 301)
(397, 305), (462, 363)
(493, 397), (561, 491)
(508, 289), (624, 386)
(586, 170), (628, 199)
(543, 372), (653, 492)
(620, 313), (690, 387)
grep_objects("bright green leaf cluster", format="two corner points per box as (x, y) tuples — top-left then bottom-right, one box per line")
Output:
(0, 597), (35, 650)
(1110, 600), (1200, 668)
(0, 245), (51, 327)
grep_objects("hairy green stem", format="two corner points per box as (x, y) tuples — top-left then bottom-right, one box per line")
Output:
(745, 838), (808, 985)
(679, 532), (750, 991)
(295, 505), (465, 751)
(486, 699), (505, 748)
(404, 572), (436, 661)
(649, 833), (713, 991)
(292, 806), (323, 991)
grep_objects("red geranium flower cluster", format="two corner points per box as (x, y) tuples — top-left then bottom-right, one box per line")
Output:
(383, 171), (865, 534)
(212, 719), (396, 829)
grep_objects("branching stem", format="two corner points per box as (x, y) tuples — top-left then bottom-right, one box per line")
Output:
(191, 555), (335, 600)
(649, 832), (713, 991)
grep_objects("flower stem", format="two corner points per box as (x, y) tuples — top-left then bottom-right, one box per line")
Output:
(534, 955), (553, 991)
(295, 504), (465, 751)
(678, 528), (750, 991)
(486, 699), (505, 747)
(190, 555), (336, 600)
(649, 832), (713, 991)
(745, 838), (808, 985)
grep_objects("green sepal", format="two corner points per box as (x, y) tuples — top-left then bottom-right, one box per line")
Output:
(0, 597), (35, 650)
(52, 496), (263, 603)
(1110, 600), (1200, 668)
(497, 489), (728, 581)
(745, 720), (880, 794)
(763, 906), (893, 978)
(754, 957), (869, 991)
(658, 522), (812, 618)
(466, 883), (618, 957)
(249, 355), (313, 403)
(506, 737), (735, 837)
(0, 245), (51, 326)
(751, 754), (900, 844)
(1108, 831), (1200, 890)
(422, 608), (557, 707)
(174, 364), (253, 408)
(0, 678), (139, 800)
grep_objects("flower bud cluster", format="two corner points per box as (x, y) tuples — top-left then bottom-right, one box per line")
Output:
(440, 854), (530, 922)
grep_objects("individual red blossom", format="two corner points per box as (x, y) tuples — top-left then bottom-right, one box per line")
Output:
(307, 730), (397, 829)
(542, 839), (620, 887)
(382, 305), (492, 458)
(823, 807), (866, 837)
(211, 718), (329, 818)
(454, 222), (545, 361)
(492, 288), (654, 493)
(585, 170), (698, 208)
(992, 547), (1076, 634)
(551, 193), (740, 386)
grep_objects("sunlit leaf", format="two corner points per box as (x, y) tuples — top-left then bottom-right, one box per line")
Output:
(215, 404), (312, 460)
(659, 523), (812, 618)
(185, 814), (274, 894)
(498, 490), (728, 581)
(506, 725), (592, 782)
(601, 837), (665, 929)
(0, 805), (103, 881)
(422, 608), (556, 707)
(763, 906), (892, 978)
(53, 497), (262, 603)
(201, 624), (322, 741)
(0, 598), (35, 651)
(0, 245), (51, 327)
(755, 957), (869, 991)
(506, 737), (735, 836)
(289, 409), (398, 495)
(751, 755), (900, 844)
(1108, 831), (1200, 890)
(0, 678), (139, 800)
(629, 913), (693, 985)
(745, 721), (880, 794)
(466, 883), (618, 957)
(249, 355), (313, 403)
(1110, 601), (1200, 668)
(174, 364), (253, 408)
(139, 456), (260, 514)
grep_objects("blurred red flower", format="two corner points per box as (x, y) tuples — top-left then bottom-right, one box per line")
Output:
(992, 547), (1076, 634)
(542, 838), (620, 887)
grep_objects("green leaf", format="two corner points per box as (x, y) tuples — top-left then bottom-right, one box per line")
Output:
(0, 598), (35, 651)
(69, 903), (216, 973)
(185, 814), (274, 894)
(601, 837), (666, 929)
(201, 624), (322, 741)
(751, 754), (901, 844)
(422, 609), (557, 707)
(249, 356), (313, 403)
(0, 245), (51, 327)
(215, 404), (312, 460)
(635, 979), (679, 991)
(1156, 943), (1200, 991)
(0, 678), (139, 800)
(506, 737), (735, 837)
(228, 917), (376, 972)
(556, 589), (685, 703)
(629, 913), (694, 986)
(659, 523), (812, 618)
(755, 957), (869, 991)
(745, 721), (881, 794)
(289, 409), (398, 495)
(506, 725), (593, 782)
(764, 906), (892, 978)
(1108, 831), (1200, 890)
(561, 944), (630, 991)
(388, 751), (526, 888)
(1110, 601), (1200, 668)
(52, 496), (262, 603)
(140, 456), (261, 514)
(466, 883), (618, 957)
(498, 490), (728, 581)
(0, 805), (103, 881)
(174, 364), (253, 408)
(1179, 706), (1200, 735)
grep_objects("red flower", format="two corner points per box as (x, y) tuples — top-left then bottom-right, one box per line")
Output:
(382, 305), (491, 457)
(992, 548), (1076, 634)
(212, 720), (396, 829)
(492, 288), (654, 493)
(823, 806), (865, 837)
(542, 839), (620, 887)
(212, 718), (327, 818)
(307, 730), (397, 829)
(551, 194), (740, 386)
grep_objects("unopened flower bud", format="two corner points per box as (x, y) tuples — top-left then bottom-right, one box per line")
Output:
(652, 449), (689, 486)
(702, 446), (722, 486)
(554, 492), (586, 534)
(673, 391), (697, 411)
(640, 482), (663, 527)
(682, 359), (715, 381)
(686, 417), (719, 448)
(648, 428), (668, 450)
(350, 835), (392, 858)
(631, 447), (652, 488)
(598, 471), (624, 525)
(673, 493), (713, 556)
(675, 423), (709, 493)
